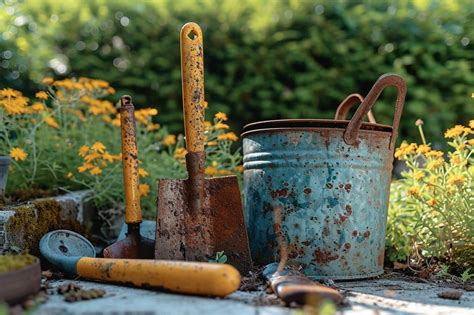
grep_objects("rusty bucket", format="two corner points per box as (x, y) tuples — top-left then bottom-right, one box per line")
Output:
(241, 74), (406, 280)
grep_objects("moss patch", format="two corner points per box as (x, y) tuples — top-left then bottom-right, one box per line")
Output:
(8, 188), (55, 202)
(6, 199), (84, 255)
(0, 254), (36, 273)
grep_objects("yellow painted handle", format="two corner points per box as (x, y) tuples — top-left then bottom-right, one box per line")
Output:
(181, 22), (205, 153)
(77, 258), (241, 297)
(120, 96), (141, 224)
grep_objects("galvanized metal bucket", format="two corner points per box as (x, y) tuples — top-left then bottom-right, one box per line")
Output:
(242, 74), (406, 280)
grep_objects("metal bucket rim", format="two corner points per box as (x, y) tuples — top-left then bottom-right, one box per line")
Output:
(242, 119), (391, 134)
(241, 119), (392, 138)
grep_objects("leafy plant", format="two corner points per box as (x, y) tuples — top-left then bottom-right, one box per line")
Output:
(461, 268), (473, 283)
(386, 119), (474, 271)
(0, 78), (243, 220)
(208, 251), (228, 264)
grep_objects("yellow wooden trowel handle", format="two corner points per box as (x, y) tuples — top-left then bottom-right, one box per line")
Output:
(181, 22), (205, 153)
(120, 96), (141, 224)
(77, 258), (241, 297)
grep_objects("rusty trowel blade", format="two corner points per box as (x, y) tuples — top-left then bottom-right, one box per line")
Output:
(155, 176), (253, 274)
(103, 226), (155, 259)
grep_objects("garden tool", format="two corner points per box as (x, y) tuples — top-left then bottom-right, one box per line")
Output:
(103, 95), (154, 259)
(155, 22), (252, 274)
(262, 263), (343, 305)
(40, 230), (241, 297)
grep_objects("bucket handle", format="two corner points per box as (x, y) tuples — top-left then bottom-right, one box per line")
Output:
(343, 74), (406, 150)
(334, 93), (376, 124)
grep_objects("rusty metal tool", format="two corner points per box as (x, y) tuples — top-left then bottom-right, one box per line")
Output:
(262, 263), (343, 305)
(41, 230), (240, 297)
(155, 22), (252, 274)
(103, 95), (154, 259)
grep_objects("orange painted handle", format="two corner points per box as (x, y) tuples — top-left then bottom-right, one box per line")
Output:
(77, 258), (241, 297)
(181, 22), (205, 153)
(120, 96), (141, 224)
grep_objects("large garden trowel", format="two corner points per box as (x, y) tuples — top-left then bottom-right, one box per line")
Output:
(154, 22), (252, 274)
(103, 95), (154, 259)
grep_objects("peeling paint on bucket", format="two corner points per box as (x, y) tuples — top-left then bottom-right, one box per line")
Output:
(241, 74), (406, 280)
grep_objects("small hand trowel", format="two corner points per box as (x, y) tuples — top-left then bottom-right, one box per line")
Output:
(155, 22), (252, 274)
(103, 95), (154, 259)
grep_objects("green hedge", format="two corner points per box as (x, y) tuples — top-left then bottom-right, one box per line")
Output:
(1, 0), (473, 145)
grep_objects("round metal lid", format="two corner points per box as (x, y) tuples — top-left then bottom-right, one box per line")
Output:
(241, 119), (392, 136)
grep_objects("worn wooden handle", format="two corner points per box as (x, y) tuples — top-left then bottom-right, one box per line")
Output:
(77, 258), (241, 297)
(181, 22), (205, 153)
(120, 95), (141, 224)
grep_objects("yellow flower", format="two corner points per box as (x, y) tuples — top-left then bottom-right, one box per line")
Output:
(218, 169), (232, 175)
(416, 144), (431, 154)
(91, 142), (106, 153)
(79, 145), (90, 157)
(427, 198), (437, 207)
(139, 183), (150, 197)
(67, 172), (73, 178)
(31, 102), (46, 112)
(84, 152), (101, 162)
(449, 154), (462, 165)
(447, 174), (464, 187)
(426, 158), (444, 170)
(0, 90), (29, 115)
(205, 166), (218, 176)
(425, 150), (444, 158)
(470, 120), (474, 129)
(394, 142), (417, 159)
(412, 171), (425, 180)
(147, 123), (160, 131)
(0, 88), (20, 98)
(35, 91), (48, 100)
(215, 112), (228, 121)
(444, 125), (470, 138)
(89, 166), (102, 176)
(78, 162), (94, 173)
(41, 77), (54, 85)
(174, 148), (187, 160)
(217, 132), (238, 142)
(407, 186), (421, 197)
(163, 135), (177, 146)
(44, 116), (59, 129)
(207, 141), (218, 147)
(203, 101), (208, 109)
(139, 168), (149, 177)
(235, 165), (244, 173)
(468, 139), (474, 146)
(204, 121), (212, 131)
(135, 108), (158, 124)
(9, 147), (27, 161)
(215, 123), (230, 130)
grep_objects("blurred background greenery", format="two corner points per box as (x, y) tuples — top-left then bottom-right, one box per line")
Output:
(0, 0), (472, 145)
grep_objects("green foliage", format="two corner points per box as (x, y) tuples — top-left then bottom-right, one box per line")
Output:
(0, 0), (473, 145)
(208, 251), (228, 264)
(461, 268), (473, 283)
